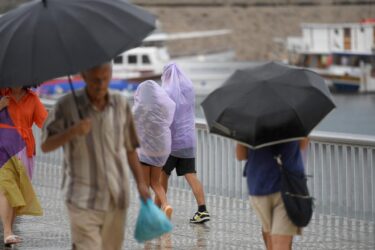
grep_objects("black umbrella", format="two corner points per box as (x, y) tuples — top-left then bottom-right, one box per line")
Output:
(201, 61), (336, 148)
(0, 0), (155, 116)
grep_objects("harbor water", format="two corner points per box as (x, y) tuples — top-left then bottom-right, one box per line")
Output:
(195, 93), (375, 136)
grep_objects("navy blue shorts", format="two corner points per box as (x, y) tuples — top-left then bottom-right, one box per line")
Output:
(162, 155), (196, 176)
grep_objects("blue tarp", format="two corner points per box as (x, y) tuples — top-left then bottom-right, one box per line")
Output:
(39, 79), (138, 95)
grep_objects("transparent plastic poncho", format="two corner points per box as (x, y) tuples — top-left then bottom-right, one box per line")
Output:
(133, 80), (176, 167)
(161, 63), (196, 158)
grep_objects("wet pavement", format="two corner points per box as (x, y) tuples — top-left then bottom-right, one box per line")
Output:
(1, 161), (374, 250)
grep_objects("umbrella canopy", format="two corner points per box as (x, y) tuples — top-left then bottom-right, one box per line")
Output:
(201, 61), (336, 149)
(0, 0), (155, 88)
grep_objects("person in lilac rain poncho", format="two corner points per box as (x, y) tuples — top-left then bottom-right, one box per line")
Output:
(156, 63), (210, 223)
(133, 80), (175, 219)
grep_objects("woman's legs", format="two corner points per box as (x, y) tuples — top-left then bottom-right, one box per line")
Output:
(141, 164), (169, 207)
(141, 164), (151, 188)
(149, 167), (172, 218)
(154, 171), (169, 208)
(0, 191), (19, 243)
(150, 168), (168, 207)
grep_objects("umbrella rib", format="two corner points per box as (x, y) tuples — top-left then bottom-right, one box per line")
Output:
(0, 12), (32, 82)
(265, 83), (308, 135)
(30, 8), (42, 85)
(66, 2), (151, 56)
(49, 7), (115, 75)
(74, 17), (112, 58)
(48, 12), (76, 74)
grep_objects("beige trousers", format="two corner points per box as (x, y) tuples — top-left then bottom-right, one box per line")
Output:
(66, 203), (127, 250)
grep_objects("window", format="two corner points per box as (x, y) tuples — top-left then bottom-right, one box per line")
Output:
(142, 55), (151, 64)
(113, 56), (123, 64)
(128, 55), (137, 64)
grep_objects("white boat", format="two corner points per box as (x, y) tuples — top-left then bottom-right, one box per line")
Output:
(287, 19), (375, 92)
(113, 28), (232, 82)
(39, 27), (232, 97)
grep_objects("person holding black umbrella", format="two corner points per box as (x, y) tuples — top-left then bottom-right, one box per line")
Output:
(0, 0), (156, 248)
(41, 63), (150, 250)
(236, 139), (308, 250)
(201, 62), (334, 249)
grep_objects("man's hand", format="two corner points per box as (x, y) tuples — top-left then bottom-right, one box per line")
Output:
(41, 118), (92, 153)
(137, 182), (151, 202)
(0, 96), (9, 110)
(71, 118), (92, 136)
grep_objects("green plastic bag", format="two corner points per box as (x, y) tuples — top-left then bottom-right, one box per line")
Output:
(134, 198), (173, 243)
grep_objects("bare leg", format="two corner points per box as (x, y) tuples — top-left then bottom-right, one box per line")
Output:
(150, 167), (173, 219)
(11, 213), (17, 226)
(271, 235), (293, 250)
(0, 191), (16, 241)
(141, 165), (151, 188)
(155, 171), (169, 207)
(150, 167), (168, 208)
(262, 231), (272, 250)
(184, 173), (205, 206)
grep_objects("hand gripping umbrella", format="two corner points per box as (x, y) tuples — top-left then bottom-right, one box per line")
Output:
(0, 0), (155, 117)
(201, 61), (336, 149)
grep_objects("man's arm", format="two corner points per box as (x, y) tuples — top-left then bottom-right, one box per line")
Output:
(41, 118), (92, 153)
(236, 143), (248, 161)
(127, 150), (150, 201)
(299, 138), (309, 150)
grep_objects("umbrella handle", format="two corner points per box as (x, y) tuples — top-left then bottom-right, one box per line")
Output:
(68, 76), (83, 119)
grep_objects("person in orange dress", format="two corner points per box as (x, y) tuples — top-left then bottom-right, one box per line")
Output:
(0, 86), (47, 247)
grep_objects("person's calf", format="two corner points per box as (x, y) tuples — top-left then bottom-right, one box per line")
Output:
(262, 231), (272, 250)
(155, 171), (170, 207)
(0, 192), (15, 239)
(184, 173), (206, 205)
(271, 235), (293, 250)
(154, 196), (162, 208)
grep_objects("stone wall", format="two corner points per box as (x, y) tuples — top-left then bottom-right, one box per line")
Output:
(1, 1), (374, 60)
(145, 4), (375, 60)
(133, 0), (374, 6)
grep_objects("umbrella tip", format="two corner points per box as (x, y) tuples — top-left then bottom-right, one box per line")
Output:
(42, 0), (47, 8)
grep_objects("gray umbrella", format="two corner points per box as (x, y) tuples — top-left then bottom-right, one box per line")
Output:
(201, 61), (336, 148)
(0, 0), (155, 88)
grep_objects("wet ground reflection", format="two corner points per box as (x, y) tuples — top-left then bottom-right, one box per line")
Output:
(0, 158), (374, 249)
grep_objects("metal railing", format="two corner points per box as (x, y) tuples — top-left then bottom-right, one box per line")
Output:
(33, 115), (375, 222)
(179, 120), (375, 222)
